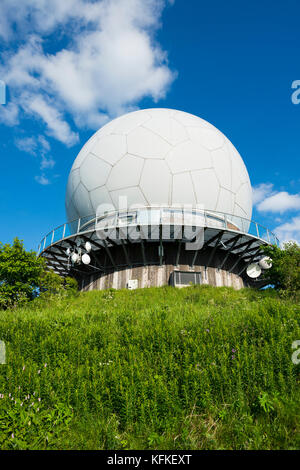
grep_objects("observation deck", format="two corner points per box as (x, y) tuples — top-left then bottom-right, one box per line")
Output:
(38, 207), (278, 289)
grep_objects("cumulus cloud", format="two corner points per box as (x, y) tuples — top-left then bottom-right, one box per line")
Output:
(253, 183), (300, 213)
(24, 95), (79, 146)
(0, 0), (175, 185)
(35, 174), (51, 185)
(257, 191), (300, 213)
(253, 182), (300, 244)
(0, 0), (175, 133)
(274, 216), (300, 245)
(15, 137), (38, 155)
(0, 102), (20, 126)
(15, 134), (55, 182)
(252, 183), (274, 205)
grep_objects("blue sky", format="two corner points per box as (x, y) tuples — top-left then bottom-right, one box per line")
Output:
(0, 0), (299, 250)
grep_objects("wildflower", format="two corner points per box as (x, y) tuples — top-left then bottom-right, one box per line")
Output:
(11, 433), (14, 439)
(37, 370), (41, 374)
(206, 329), (210, 333)
(0, 394), (3, 399)
(231, 355), (235, 360)
(38, 397), (41, 402)
(22, 366), (25, 371)
(9, 393), (11, 397)
(44, 363), (47, 368)
(20, 402), (23, 407)
(36, 408), (39, 412)
(232, 349), (236, 353)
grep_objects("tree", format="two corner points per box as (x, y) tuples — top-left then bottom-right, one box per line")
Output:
(262, 242), (300, 297)
(38, 269), (78, 298)
(0, 238), (77, 309)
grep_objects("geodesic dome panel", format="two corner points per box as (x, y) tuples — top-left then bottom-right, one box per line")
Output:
(65, 108), (252, 227)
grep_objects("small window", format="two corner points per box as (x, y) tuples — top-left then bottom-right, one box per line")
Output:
(173, 271), (202, 287)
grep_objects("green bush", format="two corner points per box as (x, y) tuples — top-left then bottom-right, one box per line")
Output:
(39, 271), (78, 300)
(0, 238), (77, 309)
(262, 242), (300, 299)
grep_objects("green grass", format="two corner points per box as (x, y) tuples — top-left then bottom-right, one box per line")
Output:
(0, 285), (299, 450)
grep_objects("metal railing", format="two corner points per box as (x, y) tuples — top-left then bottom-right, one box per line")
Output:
(38, 206), (280, 255)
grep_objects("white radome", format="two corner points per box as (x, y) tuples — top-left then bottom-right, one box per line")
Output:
(66, 108), (252, 227)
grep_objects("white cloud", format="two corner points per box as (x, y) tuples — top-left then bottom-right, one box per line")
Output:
(35, 174), (51, 185)
(274, 216), (300, 245)
(15, 137), (37, 155)
(257, 191), (300, 213)
(253, 183), (300, 214)
(15, 134), (55, 177)
(24, 94), (79, 146)
(0, 0), (101, 40)
(253, 183), (300, 245)
(0, 102), (19, 126)
(252, 183), (274, 205)
(0, 0), (176, 140)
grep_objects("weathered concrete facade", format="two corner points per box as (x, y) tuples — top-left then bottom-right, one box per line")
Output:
(78, 243), (247, 291)
(80, 263), (245, 291)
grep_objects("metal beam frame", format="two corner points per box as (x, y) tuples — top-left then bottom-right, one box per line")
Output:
(205, 230), (224, 268)
(44, 253), (68, 274)
(101, 239), (116, 269)
(176, 240), (182, 266)
(238, 247), (263, 276)
(120, 239), (131, 266)
(140, 239), (147, 266)
(218, 234), (242, 270)
(41, 219), (272, 283)
(159, 224), (163, 266)
(231, 238), (257, 252)
(229, 240), (255, 273)
(191, 230), (221, 267)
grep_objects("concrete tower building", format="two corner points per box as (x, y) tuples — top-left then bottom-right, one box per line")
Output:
(39, 109), (278, 290)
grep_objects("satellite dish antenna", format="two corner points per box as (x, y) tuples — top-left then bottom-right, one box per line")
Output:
(82, 253), (91, 265)
(85, 241), (92, 253)
(71, 253), (80, 264)
(246, 263), (262, 279)
(259, 256), (272, 270)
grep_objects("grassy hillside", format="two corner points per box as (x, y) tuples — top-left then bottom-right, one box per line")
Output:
(0, 285), (299, 450)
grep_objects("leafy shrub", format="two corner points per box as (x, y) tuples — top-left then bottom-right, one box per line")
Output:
(262, 242), (300, 299)
(0, 238), (77, 309)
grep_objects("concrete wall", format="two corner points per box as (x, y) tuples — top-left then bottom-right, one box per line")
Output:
(80, 263), (245, 291)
